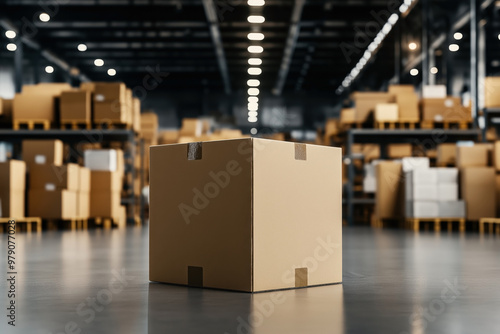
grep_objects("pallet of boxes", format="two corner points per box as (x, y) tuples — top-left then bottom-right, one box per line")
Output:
(421, 85), (472, 129)
(138, 112), (159, 218)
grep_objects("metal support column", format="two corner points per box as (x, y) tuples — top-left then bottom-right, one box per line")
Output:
(14, 38), (23, 93)
(471, 0), (480, 128)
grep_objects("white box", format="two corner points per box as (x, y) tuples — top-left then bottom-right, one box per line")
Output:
(423, 85), (447, 99)
(363, 177), (376, 193)
(406, 201), (439, 218)
(402, 157), (430, 173)
(375, 103), (399, 122)
(436, 168), (458, 184)
(84, 149), (117, 171)
(364, 163), (375, 178)
(406, 185), (438, 201)
(406, 169), (438, 185)
(438, 201), (466, 218)
(438, 184), (458, 201)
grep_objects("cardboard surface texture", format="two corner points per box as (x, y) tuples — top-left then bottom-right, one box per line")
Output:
(28, 189), (77, 219)
(22, 140), (63, 168)
(13, 83), (71, 121)
(353, 92), (395, 122)
(90, 171), (122, 192)
(485, 77), (500, 108)
(90, 191), (121, 218)
(437, 143), (457, 166)
(460, 167), (496, 220)
(375, 103), (399, 122)
(0, 160), (26, 218)
(149, 139), (342, 292)
(456, 145), (489, 168)
(60, 90), (91, 122)
(376, 161), (403, 219)
(30, 163), (80, 191)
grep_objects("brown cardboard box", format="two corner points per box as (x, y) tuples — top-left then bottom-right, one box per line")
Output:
(150, 139), (342, 292)
(456, 145), (489, 168)
(94, 82), (126, 104)
(132, 98), (141, 133)
(79, 167), (91, 192)
(158, 130), (179, 145)
(485, 77), (500, 108)
(217, 129), (244, 139)
(90, 191), (121, 218)
(496, 175), (500, 216)
(117, 205), (127, 228)
(388, 85), (415, 95)
(375, 161), (403, 219)
(80, 82), (97, 93)
(141, 112), (159, 129)
(77, 191), (90, 218)
(353, 92), (395, 122)
(352, 144), (380, 162)
(28, 189), (77, 219)
(396, 93), (420, 121)
(437, 143), (457, 166)
(30, 163), (80, 191)
(421, 97), (470, 122)
(179, 118), (202, 137)
(60, 90), (91, 122)
(94, 103), (128, 123)
(91, 171), (122, 192)
(13, 83), (71, 122)
(460, 167), (495, 220)
(324, 119), (340, 141)
(388, 144), (412, 158)
(494, 141), (500, 171)
(0, 160), (26, 218)
(125, 88), (133, 125)
(340, 108), (355, 125)
(375, 103), (399, 122)
(22, 140), (64, 169)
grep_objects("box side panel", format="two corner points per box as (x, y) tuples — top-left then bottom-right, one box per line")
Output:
(252, 139), (342, 291)
(150, 139), (253, 291)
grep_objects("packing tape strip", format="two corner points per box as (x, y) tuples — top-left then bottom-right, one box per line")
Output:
(187, 142), (203, 160)
(294, 143), (307, 161)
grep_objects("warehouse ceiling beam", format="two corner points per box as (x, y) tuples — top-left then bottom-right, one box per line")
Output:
(272, 0), (305, 96)
(202, 0), (231, 94)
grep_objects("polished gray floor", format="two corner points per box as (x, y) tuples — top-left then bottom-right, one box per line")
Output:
(0, 226), (499, 333)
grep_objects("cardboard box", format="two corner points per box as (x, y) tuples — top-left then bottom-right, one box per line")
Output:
(396, 93), (420, 121)
(402, 157), (430, 173)
(60, 90), (91, 122)
(91, 171), (122, 192)
(94, 102), (128, 123)
(405, 201), (439, 218)
(340, 108), (355, 125)
(79, 167), (91, 192)
(438, 201), (465, 218)
(388, 144), (412, 158)
(80, 82), (96, 93)
(485, 77), (500, 108)
(406, 169), (437, 185)
(437, 184), (458, 201)
(141, 112), (159, 129)
(0, 160), (26, 218)
(352, 144), (380, 162)
(353, 92), (395, 122)
(324, 119), (340, 139)
(460, 167), (496, 220)
(13, 83), (71, 122)
(179, 118), (203, 137)
(84, 149), (119, 171)
(422, 97), (468, 122)
(437, 143), (456, 166)
(94, 82), (126, 104)
(133, 98), (141, 133)
(90, 191), (121, 218)
(375, 103), (398, 122)
(494, 141), (500, 171)
(77, 191), (90, 218)
(388, 85), (415, 95)
(406, 184), (438, 201)
(30, 163), (80, 191)
(422, 85), (447, 99)
(22, 140), (63, 169)
(150, 139), (342, 292)
(456, 145), (489, 168)
(376, 161), (403, 219)
(496, 175), (500, 216)
(28, 189), (77, 219)
(158, 130), (179, 145)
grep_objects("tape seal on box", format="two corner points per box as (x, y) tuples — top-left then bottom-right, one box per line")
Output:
(187, 142), (202, 160)
(295, 268), (308, 287)
(187, 266), (203, 287)
(294, 143), (307, 161)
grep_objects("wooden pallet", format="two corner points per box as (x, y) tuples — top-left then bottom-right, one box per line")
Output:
(0, 217), (42, 233)
(405, 217), (466, 232)
(375, 120), (419, 130)
(13, 120), (50, 130)
(61, 120), (91, 130)
(95, 122), (132, 130)
(91, 217), (120, 229)
(479, 218), (500, 234)
(44, 218), (89, 231)
(421, 120), (471, 130)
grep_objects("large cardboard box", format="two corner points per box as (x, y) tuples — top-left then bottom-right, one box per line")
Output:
(388, 85), (415, 95)
(396, 93), (420, 121)
(456, 145), (489, 168)
(150, 139), (342, 292)
(89, 191), (122, 218)
(94, 102), (128, 123)
(28, 189), (77, 219)
(60, 90), (91, 122)
(158, 130), (179, 145)
(77, 191), (90, 218)
(437, 143), (457, 166)
(13, 83), (71, 122)
(0, 160), (26, 218)
(353, 92), (395, 122)
(90, 171), (122, 191)
(94, 82), (126, 104)
(22, 140), (64, 169)
(375, 103), (398, 122)
(493, 141), (500, 171)
(376, 161), (403, 219)
(485, 77), (500, 108)
(422, 97), (469, 122)
(460, 167), (496, 220)
(339, 108), (355, 125)
(30, 163), (80, 191)
(352, 144), (380, 162)
(0, 99), (13, 124)
(179, 118), (203, 137)
(80, 82), (97, 93)
(388, 144), (412, 158)
(79, 167), (91, 192)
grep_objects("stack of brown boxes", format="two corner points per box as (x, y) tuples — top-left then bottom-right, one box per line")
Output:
(93, 83), (129, 126)
(0, 160), (26, 218)
(421, 97), (471, 124)
(485, 77), (500, 108)
(353, 92), (395, 123)
(60, 90), (92, 128)
(388, 85), (419, 122)
(158, 130), (179, 145)
(139, 112), (159, 189)
(437, 143), (457, 167)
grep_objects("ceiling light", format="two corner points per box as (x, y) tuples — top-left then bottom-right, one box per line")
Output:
(39, 13), (50, 22)
(94, 59), (104, 66)
(248, 103), (259, 111)
(248, 96), (259, 103)
(497, 33), (500, 40)
(248, 88), (260, 95)
(248, 111), (258, 117)
(250, 128), (258, 135)
(77, 44), (87, 52)
(248, 45), (263, 53)
(107, 68), (117, 76)
(248, 58), (262, 65)
(6, 43), (17, 51)
(247, 79), (260, 87)
(248, 33), (264, 41)
(388, 14), (399, 25)
(248, 0), (265, 5)
(399, 4), (409, 13)
(248, 116), (258, 123)
(430, 67), (438, 74)
(449, 44), (459, 52)
(454, 32), (463, 40)
(410, 68), (419, 76)
(248, 67), (262, 75)
(45, 66), (54, 74)
(5, 30), (16, 39)
(409, 42), (418, 50)
(248, 15), (265, 23)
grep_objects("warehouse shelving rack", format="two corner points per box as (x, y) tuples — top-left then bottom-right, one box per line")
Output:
(0, 129), (144, 225)
(482, 108), (500, 141)
(344, 129), (482, 226)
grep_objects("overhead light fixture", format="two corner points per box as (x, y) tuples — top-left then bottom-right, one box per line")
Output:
(430, 67), (438, 74)
(248, 45), (264, 53)
(250, 128), (258, 135)
(248, 0), (265, 6)
(248, 33), (265, 41)
(5, 30), (16, 39)
(94, 59), (104, 66)
(410, 68), (419, 76)
(247, 15), (265, 23)
(248, 96), (259, 103)
(6, 43), (17, 51)
(388, 13), (399, 25)
(248, 116), (258, 123)
(248, 58), (262, 65)
(45, 66), (54, 73)
(248, 88), (260, 95)
(409, 42), (417, 50)
(497, 33), (500, 40)
(39, 13), (51, 22)
(107, 68), (117, 76)
(449, 44), (459, 52)
(248, 103), (259, 111)
(77, 44), (87, 52)
(248, 67), (262, 75)
(247, 79), (260, 87)
(454, 32), (463, 40)
(248, 111), (258, 117)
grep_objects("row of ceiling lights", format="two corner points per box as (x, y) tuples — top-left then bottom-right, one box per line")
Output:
(246, 0), (265, 125)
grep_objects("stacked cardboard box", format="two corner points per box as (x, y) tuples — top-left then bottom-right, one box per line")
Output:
(389, 85), (419, 121)
(374, 103), (398, 122)
(375, 161), (403, 219)
(485, 77), (500, 108)
(353, 92), (395, 123)
(437, 143), (457, 167)
(60, 90), (91, 125)
(93, 83), (129, 125)
(421, 97), (470, 122)
(0, 160), (26, 218)
(158, 130), (179, 145)
(339, 108), (355, 127)
(387, 144), (412, 159)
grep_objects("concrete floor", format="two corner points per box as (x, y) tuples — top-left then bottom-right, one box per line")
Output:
(0, 226), (499, 334)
